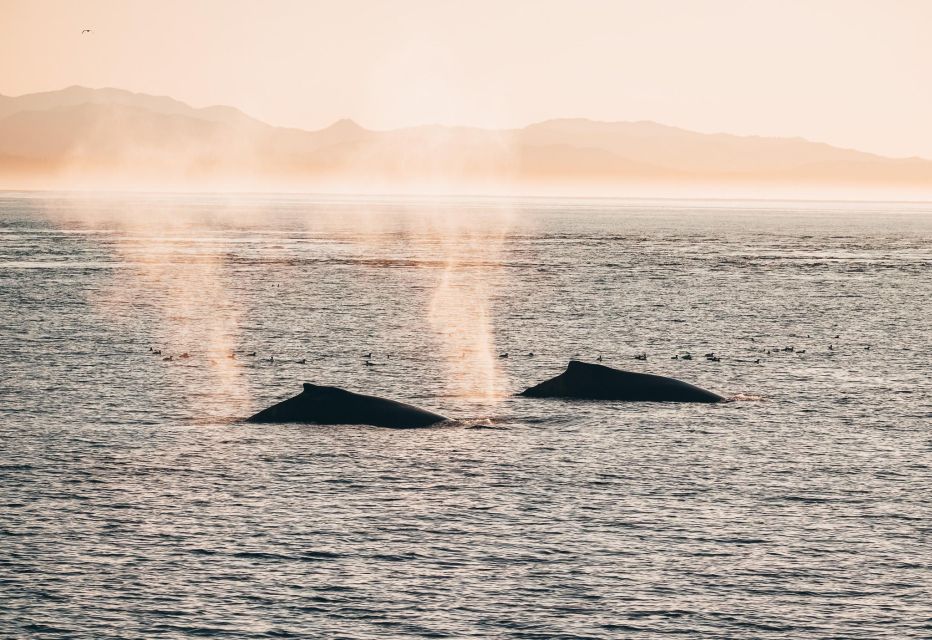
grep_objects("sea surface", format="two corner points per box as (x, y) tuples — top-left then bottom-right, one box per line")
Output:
(1, 193), (930, 639)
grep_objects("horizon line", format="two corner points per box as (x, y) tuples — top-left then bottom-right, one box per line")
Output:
(3, 187), (931, 207)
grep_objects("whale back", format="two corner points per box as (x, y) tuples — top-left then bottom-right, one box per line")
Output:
(247, 383), (449, 427)
(521, 360), (723, 403)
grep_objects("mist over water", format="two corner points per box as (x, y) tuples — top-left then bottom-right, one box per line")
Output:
(425, 201), (513, 400)
(1, 193), (930, 638)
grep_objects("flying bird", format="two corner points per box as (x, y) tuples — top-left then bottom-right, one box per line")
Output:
(82, 29), (92, 34)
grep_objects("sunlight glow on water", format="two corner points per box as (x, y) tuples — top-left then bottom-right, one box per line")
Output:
(1, 194), (930, 638)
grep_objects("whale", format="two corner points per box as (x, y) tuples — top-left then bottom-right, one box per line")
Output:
(520, 360), (724, 403)
(247, 383), (449, 428)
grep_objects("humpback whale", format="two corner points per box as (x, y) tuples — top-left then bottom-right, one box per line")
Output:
(247, 383), (449, 428)
(520, 360), (724, 403)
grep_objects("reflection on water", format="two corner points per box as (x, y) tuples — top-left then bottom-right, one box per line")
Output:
(1, 193), (930, 638)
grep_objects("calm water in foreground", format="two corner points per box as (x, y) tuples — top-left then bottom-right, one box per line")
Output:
(1, 193), (930, 638)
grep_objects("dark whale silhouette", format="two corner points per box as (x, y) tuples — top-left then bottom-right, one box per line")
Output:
(247, 383), (449, 428)
(520, 360), (724, 403)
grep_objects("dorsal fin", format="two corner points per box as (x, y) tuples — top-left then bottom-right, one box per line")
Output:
(302, 382), (346, 395)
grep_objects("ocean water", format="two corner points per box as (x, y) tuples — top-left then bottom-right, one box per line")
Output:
(1, 192), (930, 639)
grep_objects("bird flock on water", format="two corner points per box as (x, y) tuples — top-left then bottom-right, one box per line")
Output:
(147, 332), (869, 368)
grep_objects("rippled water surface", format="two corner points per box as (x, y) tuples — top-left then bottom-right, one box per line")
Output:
(1, 193), (931, 638)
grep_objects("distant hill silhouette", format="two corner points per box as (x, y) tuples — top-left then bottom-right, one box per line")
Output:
(1, 86), (930, 192)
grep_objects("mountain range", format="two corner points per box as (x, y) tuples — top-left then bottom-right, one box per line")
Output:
(1, 86), (930, 194)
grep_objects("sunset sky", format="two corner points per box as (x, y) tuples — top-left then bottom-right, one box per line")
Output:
(1, 0), (931, 159)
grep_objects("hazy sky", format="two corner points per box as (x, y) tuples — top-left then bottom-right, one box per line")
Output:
(2, 0), (930, 158)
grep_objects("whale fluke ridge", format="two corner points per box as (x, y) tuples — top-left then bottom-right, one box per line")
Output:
(520, 360), (723, 403)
